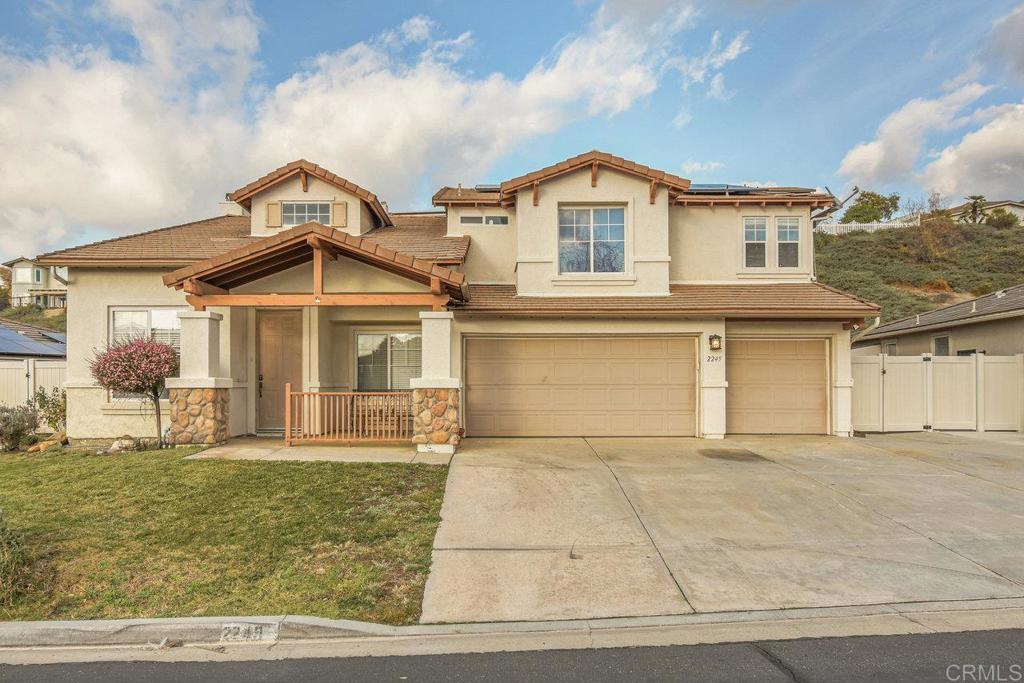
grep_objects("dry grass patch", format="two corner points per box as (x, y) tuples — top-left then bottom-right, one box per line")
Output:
(0, 448), (447, 624)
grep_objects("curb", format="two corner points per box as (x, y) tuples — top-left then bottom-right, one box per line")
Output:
(2, 597), (1024, 649)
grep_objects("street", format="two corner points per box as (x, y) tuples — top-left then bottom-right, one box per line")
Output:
(2, 629), (1022, 682)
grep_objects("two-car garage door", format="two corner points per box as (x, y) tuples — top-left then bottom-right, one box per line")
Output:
(465, 337), (697, 437)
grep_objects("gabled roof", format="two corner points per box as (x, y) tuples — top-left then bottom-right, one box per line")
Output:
(228, 160), (392, 227)
(432, 186), (502, 207)
(453, 282), (879, 318)
(948, 199), (1024, 215)
(35, 213), (468, 268)
(500, 150), (692, 194)
(857, 283), (1024, 341)
(2, 256), (34, 267)
(163, 222), (467, 300)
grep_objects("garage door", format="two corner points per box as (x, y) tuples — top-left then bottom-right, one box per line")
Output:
(726, 338), (828, 434)
(465, 337), (697, 437)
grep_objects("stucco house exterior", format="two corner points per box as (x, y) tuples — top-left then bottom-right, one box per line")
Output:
(2, 257), (68, 309)
(948, 200), (1024, 223)
(853, 284), (1024, 357)
(36, 151), (878, 450)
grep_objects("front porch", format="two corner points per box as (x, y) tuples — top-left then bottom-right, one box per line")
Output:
(161, 223), (467, 452)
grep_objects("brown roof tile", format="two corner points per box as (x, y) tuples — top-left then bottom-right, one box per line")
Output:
(454, 283), (879, 318)
(431, 187), (502, 206)
(227, 159), (392, 227)
(501, 150), (692, 194)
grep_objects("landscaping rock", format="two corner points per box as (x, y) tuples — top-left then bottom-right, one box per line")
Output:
(109, 437), (139, 453)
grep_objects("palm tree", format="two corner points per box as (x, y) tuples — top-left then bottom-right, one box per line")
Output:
(960, 195), (988, 224)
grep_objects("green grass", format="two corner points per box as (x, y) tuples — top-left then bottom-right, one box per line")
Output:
(0, 448), (447, 624)
(816, 221), (1024, 322)
(0, 306), (66, 332)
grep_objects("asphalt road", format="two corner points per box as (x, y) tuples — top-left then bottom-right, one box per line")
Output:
(2, 629), (1023, 682)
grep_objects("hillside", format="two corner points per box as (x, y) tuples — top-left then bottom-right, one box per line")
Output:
(0, 306), (66, 332)
(815, 220), (1024, 323)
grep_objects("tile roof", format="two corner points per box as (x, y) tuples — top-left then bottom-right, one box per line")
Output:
(501, 150), (692, 193)
(858, 283), (1024, 341)
(36, 213), (468, 267)
(0, 319), (66, 358)
(432, 187), (502, 206)
(453, 283), (879, 318)
(228, 159), (392, 227)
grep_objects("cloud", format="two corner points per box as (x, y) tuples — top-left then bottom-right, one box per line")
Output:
(921, 103), (1024, 199)
(681, 159), (724, 174)
(837, 82), (991, 186)
(989, 3), (1024, 83)
(667, 29), (749, 97)
(0, 0), (725, 262)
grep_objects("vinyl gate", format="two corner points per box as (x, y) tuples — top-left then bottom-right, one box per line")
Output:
(0, 359), (66, 408)
(852, 354), (1024, 433)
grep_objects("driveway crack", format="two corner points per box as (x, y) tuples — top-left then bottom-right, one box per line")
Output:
(583, 437), (696, 612)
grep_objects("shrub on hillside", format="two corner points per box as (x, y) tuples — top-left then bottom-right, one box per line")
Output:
(0, 510), (36, 607)
(0, 405), (39, 452)
(984, 208), (1021, 230)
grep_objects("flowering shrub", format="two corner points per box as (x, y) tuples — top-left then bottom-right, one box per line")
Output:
(91, 337), (178, 446)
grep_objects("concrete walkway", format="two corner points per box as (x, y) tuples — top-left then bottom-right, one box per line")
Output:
(420, 433), (1024, 623)
(188, 437), (451, 465)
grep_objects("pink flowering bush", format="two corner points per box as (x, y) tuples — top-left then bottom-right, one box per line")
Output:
(91, 338), (178, 446)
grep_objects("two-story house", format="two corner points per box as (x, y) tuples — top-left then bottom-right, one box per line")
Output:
(37, 151), (878, 449)
(3, 257), (68, 309)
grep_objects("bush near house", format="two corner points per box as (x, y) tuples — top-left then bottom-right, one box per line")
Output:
(0, 405), (39, 452)
(0, 450), (447, 624)
(816, 215), (1024, 323)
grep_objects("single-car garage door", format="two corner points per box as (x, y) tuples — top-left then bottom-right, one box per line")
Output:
(465, 336), (696, 437)
(726, 338), (828, 434)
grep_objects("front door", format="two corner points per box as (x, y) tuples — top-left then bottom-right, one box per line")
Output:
(257, 310), (303, 431)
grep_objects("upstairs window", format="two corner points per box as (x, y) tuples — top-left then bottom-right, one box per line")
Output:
(558, 207), (625, 274)
(776, 217), (800, 268)
(282, 202), (330, 227)
(743, 217), (767, 268)
(460, 215), (509, 225)
(33, 268), (43, 283)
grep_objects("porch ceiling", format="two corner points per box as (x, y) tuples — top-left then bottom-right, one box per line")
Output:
(162, 222), (467, 300)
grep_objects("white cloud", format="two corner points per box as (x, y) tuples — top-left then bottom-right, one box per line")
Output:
(667, 29), (749, 96)
(837, 82), (991, 186)
(990, 3), (1024, 83)
(0, 0), (730, 262)
(921, 103), (1024, 198)
(681, 159), (724, 175)
(707, 72), (733, 100)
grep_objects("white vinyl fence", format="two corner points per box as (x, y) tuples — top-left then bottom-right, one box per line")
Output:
(0, 359), (66, 408)
(815, 217), (920, 235)
(852, 354), (1024, 433)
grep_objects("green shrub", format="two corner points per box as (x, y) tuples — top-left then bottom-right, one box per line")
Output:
(31, 387), (66, 432)
(984, 208), (1021, 230)
(0, 510), (36, 607)
(0, 405), (39, 451)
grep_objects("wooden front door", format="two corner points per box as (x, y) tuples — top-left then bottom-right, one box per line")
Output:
(257, 310), (303, 430)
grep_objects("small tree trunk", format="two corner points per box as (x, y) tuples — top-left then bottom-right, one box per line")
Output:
(152, 390), (163, 448)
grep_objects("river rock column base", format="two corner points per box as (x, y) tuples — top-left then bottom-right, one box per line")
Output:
(412, 388), (460, 454)
(168, 388), (230, 445)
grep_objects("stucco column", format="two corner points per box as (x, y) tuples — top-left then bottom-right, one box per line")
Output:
(832, 330), (854, 437)
(700, 320), (727, 439)
(410, 311), (461, 454)
(166, 311), (232, 445)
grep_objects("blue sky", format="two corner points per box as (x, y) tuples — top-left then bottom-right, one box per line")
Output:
(1, 0), (1022, 263)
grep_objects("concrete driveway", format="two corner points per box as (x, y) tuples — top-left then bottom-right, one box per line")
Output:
(420, 432), (1024, 623)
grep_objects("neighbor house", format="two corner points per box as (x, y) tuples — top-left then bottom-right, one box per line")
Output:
(948, 199), (1024, 223)
(2, 257), (68, 309)
(36, 151), (878, 449)
(853, 284), (1024, 357)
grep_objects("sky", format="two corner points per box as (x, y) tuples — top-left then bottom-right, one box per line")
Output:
(1, 0), (1023, 264)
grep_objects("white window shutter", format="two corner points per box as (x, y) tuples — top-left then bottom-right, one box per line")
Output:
(266, 201), (282, 228)
(331, 202), (348, 228)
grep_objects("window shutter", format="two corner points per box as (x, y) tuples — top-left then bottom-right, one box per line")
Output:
(331, 202), (348, 228)
(266, 201), (282, 228)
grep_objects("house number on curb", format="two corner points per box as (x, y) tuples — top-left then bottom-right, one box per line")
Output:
(220, 623), (280, 642)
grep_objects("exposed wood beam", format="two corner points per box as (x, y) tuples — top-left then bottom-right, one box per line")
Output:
(213, 251), (310, 290)
(649, 180), (658, 205)
(532, 181), (539, 207)
(186, 293), (450, 309)
(299, 169), (308, 192)
(306, 235), (338, 260)
(430, 276), (442, 296)
(182, 278), (228, 295)
(591, 161), (598, 187)
(312, 245), (324, 297)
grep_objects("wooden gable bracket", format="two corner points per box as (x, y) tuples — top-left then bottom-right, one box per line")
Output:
(843, 319), (864, 331)
(591, 161), (598, 187)
(306, 235), (340, 297)
(299, 169), (308, 192)
(532, 181), (540, 207)
(306, 235), (338, 260)
(649, 180), (658, 205)
(182, 278), (227, 296)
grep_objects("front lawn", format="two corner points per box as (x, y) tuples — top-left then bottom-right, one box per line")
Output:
(0, 448), (447, 624)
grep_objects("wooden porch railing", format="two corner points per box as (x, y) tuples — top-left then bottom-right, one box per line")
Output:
(284, 383), (413, 445)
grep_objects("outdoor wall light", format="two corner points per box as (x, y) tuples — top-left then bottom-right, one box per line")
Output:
(708, 334), (723, 351)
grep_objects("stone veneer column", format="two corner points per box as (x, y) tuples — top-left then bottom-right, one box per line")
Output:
(410, 311), (461, 454)
(165, 311), (233, 446)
